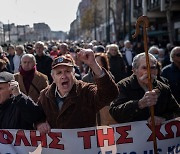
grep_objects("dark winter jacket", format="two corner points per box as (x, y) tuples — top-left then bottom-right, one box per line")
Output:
(35, 54), (53, 83)
(0, 93), (45, 129)
(108, 54), (127, 83)
(38, 69), (119, 129)
(161, 63), (180, 103)
(110, 74), (180, 123)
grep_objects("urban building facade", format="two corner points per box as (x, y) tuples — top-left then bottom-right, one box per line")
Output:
(0, 22), (67, 45)
(69, 0), (180, 46)
(0, 22), (4, 44)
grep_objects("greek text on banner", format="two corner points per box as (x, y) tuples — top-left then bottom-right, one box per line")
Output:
(0, 117), (179, 154)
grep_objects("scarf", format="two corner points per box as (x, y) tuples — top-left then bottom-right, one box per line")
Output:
(19, 66), (36, 93)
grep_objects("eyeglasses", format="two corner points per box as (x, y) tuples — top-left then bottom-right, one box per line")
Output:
(175, 53), (180, 57)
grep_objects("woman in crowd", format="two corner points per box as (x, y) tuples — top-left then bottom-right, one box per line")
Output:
(107, 44), (127, 83)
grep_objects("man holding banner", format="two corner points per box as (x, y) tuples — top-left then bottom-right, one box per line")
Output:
(0, 71), (45, 129)
(37, 49), (118, 132)
(110, 53), (180, 125)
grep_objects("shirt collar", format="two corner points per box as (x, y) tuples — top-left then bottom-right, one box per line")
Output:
(55, 86), (68, 98)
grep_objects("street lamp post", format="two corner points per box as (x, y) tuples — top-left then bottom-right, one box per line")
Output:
(3, 25), (5, 44)
(23, 25), (26, 42)
(94, 3), (97, 40)
(123, 0), (127, 39)
(106, 0), (110, 44)
(8, 20), (11, 43)
(128, 0), (132, 41)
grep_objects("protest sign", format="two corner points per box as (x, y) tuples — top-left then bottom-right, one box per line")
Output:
(0, 117), (179, 154)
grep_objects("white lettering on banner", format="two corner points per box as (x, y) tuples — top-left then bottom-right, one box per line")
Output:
(0, 117), (179, 154)
(29, 144), (42, 154)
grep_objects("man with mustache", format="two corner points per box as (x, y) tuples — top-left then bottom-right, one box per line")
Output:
(110, 53), (180, 125)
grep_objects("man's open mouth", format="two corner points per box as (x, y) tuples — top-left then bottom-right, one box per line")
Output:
(62, 81), (69, 88)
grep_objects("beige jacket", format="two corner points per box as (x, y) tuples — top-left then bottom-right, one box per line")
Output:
(14, 71), (49, 103)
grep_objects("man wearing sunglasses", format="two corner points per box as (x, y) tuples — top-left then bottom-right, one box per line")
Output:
(37, 49), (118, 132)
(161, 46), (180, 103)
(110, 53), (180, 125)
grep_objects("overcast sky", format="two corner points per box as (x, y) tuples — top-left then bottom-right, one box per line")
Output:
(0, 0), (81, 32)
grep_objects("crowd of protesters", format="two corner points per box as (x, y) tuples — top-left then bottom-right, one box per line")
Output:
(0, 39), (179, 130)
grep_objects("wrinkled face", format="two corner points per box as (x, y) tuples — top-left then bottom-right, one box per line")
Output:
(21, 57), (35, 71)
(173, 49), (180, 64)
(125, 42), (131, 49)
(109, 47), (118, 56)
(8, 47), (15, 55)
(133, 57), (157, 87)
(0, 83), (11, 104)
(52, 65), (75, 96)
(60, 45), (68, 54)
(16, 48), (23, 56)
(35, 44), (44, 56)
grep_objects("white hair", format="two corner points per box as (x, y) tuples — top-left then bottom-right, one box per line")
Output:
(21, 54), (36, 64)
(107, 44), (121, 55)
(16, 45), (25, 52)
(148, 46), (159, 54)
(35, 41), (44, 47)
(124, 40), (130, 46)
(132, 53), (157, 69)
(170, 46), (180, 62)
